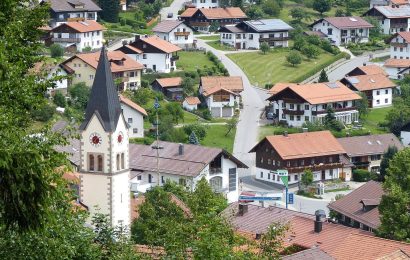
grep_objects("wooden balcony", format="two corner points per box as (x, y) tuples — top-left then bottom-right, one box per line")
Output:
(282, 109), (305, 116)
(52, 37), (81, 43)
(259, 36), (290, 43)
(391, 42), (408, 48)
(391, 23), (408, 28)
(190, 22), (209, 27)
(312, 107), (356, 115)
(210, 167), (222, 174)
(174, 31), (190, 36)
(286, 162), (344, 174)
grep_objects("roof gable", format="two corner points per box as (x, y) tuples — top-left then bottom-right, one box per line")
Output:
(343, 74), (396, 91)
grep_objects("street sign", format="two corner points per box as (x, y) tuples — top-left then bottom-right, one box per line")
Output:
(287, 193), (294, 204)
(277, 170), (288, 176)
(239, 195), (282, 201)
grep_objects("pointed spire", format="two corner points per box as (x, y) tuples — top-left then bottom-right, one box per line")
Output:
(79, 46), (122, 132)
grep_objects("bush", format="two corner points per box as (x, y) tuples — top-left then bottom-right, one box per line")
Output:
(31, 103), (54, 122)
(69, 82), (90, 110)
(50, 43), (64, 58)
(53, 91), (66, 108)
(202, 109), (212, 120)
(183, 124), (207, 141)
(82, 46), (92, 52)
(352, 169), (377, 182)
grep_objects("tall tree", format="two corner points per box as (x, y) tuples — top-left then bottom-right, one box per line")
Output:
(98, 0), (121, 23)
(318, 69), (329, 83)
(225, 117), (238, 136)
(188, 131), (200, 145)
(181, 76), (195, 97)
(260, 42), (270, 54)
(313, 0), (332, 15)
(286, 51), (302, 67)
(379, 146), (399, 182)
(378, 149), (410, 241)
(357, 92), (369, 119)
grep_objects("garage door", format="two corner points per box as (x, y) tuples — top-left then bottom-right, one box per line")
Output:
(222, 107), (233, 117)
(211, 107), (220, 117)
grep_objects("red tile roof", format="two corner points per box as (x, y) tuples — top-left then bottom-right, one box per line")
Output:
(343, 73), (396, 91)
(313, 17), (373, 29)
(353, 65), (388, 76)
(328, 181), (384, 229)
(53, 20), (105, 33)
(268, 82), (298, 95)
(201, 76), (244, 93)
(155, 77), (182, 88)
(202, 86), (239, 97)
(184, 96), (201, 105)
(119, 95), (147, 116)
(397, 31), (410, 43)
(250, 131), (346, 160)
(180, 7), (247, 19)
(384, 58), (410, 68)
(140, 36), (181, 53)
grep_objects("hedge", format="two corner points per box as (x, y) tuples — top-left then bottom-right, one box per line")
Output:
(352, 169), (377, 182)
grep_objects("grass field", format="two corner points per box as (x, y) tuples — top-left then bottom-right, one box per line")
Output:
(202, 125), (235, 153)
(362, 107), (392, 134)
(207, 41), (236, 51)
(196, 35), (220, 41)
(227, 49), (339, 87)
(176, 51), (215, 72)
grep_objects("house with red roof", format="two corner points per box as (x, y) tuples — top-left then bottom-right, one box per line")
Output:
(310, 16), (373, 46)
(49, 20), (104, 51)
(119, 95), (147, 138)
(385, 31), (410, 79)
(117, 35), (182, 73)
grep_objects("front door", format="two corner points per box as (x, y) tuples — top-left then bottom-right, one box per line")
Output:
(148, 174), (152, 183)
(235, 42), (241, 49)
(153, 65), (156, 71)
(242, 42), (246, 49)
(321, 170), (326, 180)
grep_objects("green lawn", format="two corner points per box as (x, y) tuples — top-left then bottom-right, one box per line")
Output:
(207, 41), (236, 51)
(362, 107), (392, 134)
(227, 49), (340, 87)
(196, 35), (220, 41)
(176, 51), (215, 73)
(202, 125), (235, 153)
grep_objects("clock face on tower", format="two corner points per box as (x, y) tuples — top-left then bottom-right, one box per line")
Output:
(117, 131), (123, 144)
(89, 132), (102, 147)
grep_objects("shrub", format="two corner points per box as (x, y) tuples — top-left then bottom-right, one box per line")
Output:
(53, 91), (66, 108)
(31, 103), (54, 122)
(50, 43), (64, 58)
(183, 124), (207, 141)
(352, 169), (377, 182)
(202, 109), (212, 120)
(82, 46), (92, 52)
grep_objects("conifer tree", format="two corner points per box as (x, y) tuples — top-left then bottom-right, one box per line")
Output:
(189, 131), (199, 145)
(318, 69), (329, 83)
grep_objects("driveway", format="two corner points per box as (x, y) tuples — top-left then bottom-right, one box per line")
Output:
(160, 0), (186, 21)
(195, 39), (270, 178)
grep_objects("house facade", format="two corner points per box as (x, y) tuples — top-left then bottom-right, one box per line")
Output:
(152, 20), (194, 48)
(30, 61), (74, 96)
(151, 77), (183, 100)
(341, 73), (396, 108)
(199, 76), (244, 118)
(364, 6), (410, 34)
(400, 122), (410, 146)
(183, 96), (201, 111)
(249, 131), (347, 186)
(42, 0), (101, 28)
(129, 141), (247, 203)
(61, 50), (144, 91)
(119, 95), (147, 139)
(337, 134), (403, 173)
(49, 20), (104, 52)
(384, 32), (410, 78)
(267, 82), (362, 127)
(190, 0), (219, 8)
(311, 17), (373, 46)
(117, 35), (182, 73)
(219, 19), (293, 49)
(179, 7), (248, 33)
(384, 58), (410, 79)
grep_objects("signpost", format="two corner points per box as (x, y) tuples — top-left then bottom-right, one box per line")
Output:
(276, 170), (289, 209)
(239, 194), (283, 201)
(287, 192), (294, 205)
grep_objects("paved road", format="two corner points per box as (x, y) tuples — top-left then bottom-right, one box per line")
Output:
(160, 0), (186, 21)
(195, 39), (270, 177)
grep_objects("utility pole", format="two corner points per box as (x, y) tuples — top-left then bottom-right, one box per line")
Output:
(153, 98), (160, 186)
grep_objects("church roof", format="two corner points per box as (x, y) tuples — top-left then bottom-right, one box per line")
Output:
(79, 46), (122, 132)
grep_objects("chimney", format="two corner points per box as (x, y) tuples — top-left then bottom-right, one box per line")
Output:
(363, 62), (366, 66)
(302, 127), (308, 133)
(178, 143), (184, 155)
(283, 131), (288, 137)
(314, 209), (326, 233)
(238, 203), (248, 216)
(135, 35), (140, 41)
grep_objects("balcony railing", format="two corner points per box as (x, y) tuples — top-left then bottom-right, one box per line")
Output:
(286, 162), (344, 174)
(312, 107), (356, 115)
(259, 36), (290, 42)
(282, 109), (305, 115)
(190, 22), (210, 27)
(391, 23), (408, 28)
(52, 37), (81, 43)
(174, 31), (190, 36)
(210, 167), (222, 174)
(391, 42), (408, 48)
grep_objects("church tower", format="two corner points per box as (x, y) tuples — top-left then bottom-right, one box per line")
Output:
(78, 46), (130, 228)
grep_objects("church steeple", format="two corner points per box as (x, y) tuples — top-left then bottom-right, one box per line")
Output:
(79, 46), (122, 132)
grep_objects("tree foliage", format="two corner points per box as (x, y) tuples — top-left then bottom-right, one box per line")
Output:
(69, 82), (91, 110)
(53, 91), (66, 108)
(378, 149), (410, 241)
(286, 51), (302, 67)
(301, 169), (314, 186)
(97, 0), (120, 23)
(379, 146), (399, 182)
(318, 69), (329, 83)
(225, 116), (238, 136)
(313, 0), (332, 15)
(301, 44), (320, 59)
(50, 43), (64, 58)
(183, 123), (207, 141)
(258, 222), (290, 259)
(260, 42), (270, 54)
(188, 131), (199, 145)
(357, 92), (369, 119)
(181, 76), (195, 97)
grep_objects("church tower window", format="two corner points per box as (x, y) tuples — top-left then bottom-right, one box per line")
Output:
(97, 155), (103, 171)
(121, 153), (125, 169)
(116, 154), (120, 171)
(89, 154), (95, 171)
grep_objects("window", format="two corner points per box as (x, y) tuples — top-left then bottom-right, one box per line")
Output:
(133, 128), (138, 133)
(121, 153), (125, 169)
(116, 154), (120, 170)
(97, 155), (103, 171)
(89, 154), (94, 171)
(137, 175), (142, 180)
(268, 173), (271, 180)
(385, 98), (388, 103)
(371, 154), (381, 161)
(129, 71), (136, 77)
(281, 102), (285, 108)
(229, 168), (236, 191)
(329, 169), (333, 177)
(376, 99), (380, 104)
(301, 160), (304, 166)
(143, 54), (147, 59)
(267, 159), (271, 165)
(290, 115), (294, 121)
(277, 161), (280, 166)
(289, 104), (295, 109)
(294, 175), (298, 181)
(322, 104), (327, 109)
(161, 176), (165, 184)
(260, 172), (263, 178)
(311, 158), (315, 164)
(327, 28), (333, 35)
(305, 116), (309, 121)
(296, 116), (301, 121)
(249, 34), (253, 39)
(376, 90), (380, 95)
(128, 118), (133, 124)
(329, 156), (333, 163)
(89, 75), (94, 80)
(282, 114), (286, 119)
(385, 89), (388, 94)
(179, 178), (186, 186)
(305, 105), (309, 110)
(287, 161), (290, 167)
(277, 175), (280, 181)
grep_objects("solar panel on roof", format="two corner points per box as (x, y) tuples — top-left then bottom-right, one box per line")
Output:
(348, 77), (360, 84)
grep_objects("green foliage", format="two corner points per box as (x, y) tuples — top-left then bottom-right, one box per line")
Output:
(378, 149), (410, 241)
(225, 116), (238, 137)
(53, 91), (66, 108)
(380, 146), (399, 182)
(357, 92), (369, 119)
(82, 46), (92, 52)
(318, 69), (329, 83)
(260, 42), (270, 54)
(188, 131), (199, 145)
(209, 21), (220, 32)
(293, 37), (306, 51)
(97, 0), (120, 23)
(313, 0), (332, 15)
(132, 86), (154, 106)
(261, 0), (282, 16)
(335, 8), (345, 17)
(286, 50), (302, 67)
(352, 169), (377, 182)
(290, 7), (309, 21)
(301, 44), (320, 59)
(301, 169), (314, 186)
(246, 5), (264, 20)
(69, 82), (90, 110)
(183, 123), (207, 141)
(258, 222), (290, 258)
(324, 107), (344, 131)
(163, 102), (184, 124)
(181, 76), (195, 97)
(50, 43), (64, 58)
(384, 100), (410, 136)
(364, 16), (382, 39)
(31, 103), (55, 122)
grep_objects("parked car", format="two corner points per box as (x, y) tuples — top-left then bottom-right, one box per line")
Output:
(167, 13), (173, 18)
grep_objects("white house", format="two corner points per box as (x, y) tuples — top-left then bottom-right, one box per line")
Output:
(199, 76), (244, 118)
(401, 122), (410, 146)
(50, 20), (104, 52)
(311, 17), (373, 46)
(120, 0), (127, 11)
(152, 20), (194, 48)
(219, 19), (293, 50)
(267, 82), (362, 127)
(384, 32), (410, 79)
(249, 131), (348, 186)
(341, 73), (396, 108)
(129, 141), (247, 203)
(384, 58), (410, 79)
(183, 96), (201, 111)
(117, 35), (182, 73)
(190, 0), (219, 8)
(30, 61), (74, 96)
(42, 0), (101, 28)
(119, 95), (147, 138)
(364, 5), (410, 34)
(369, 0), (390, 8)
(78, 47), (131, 228)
